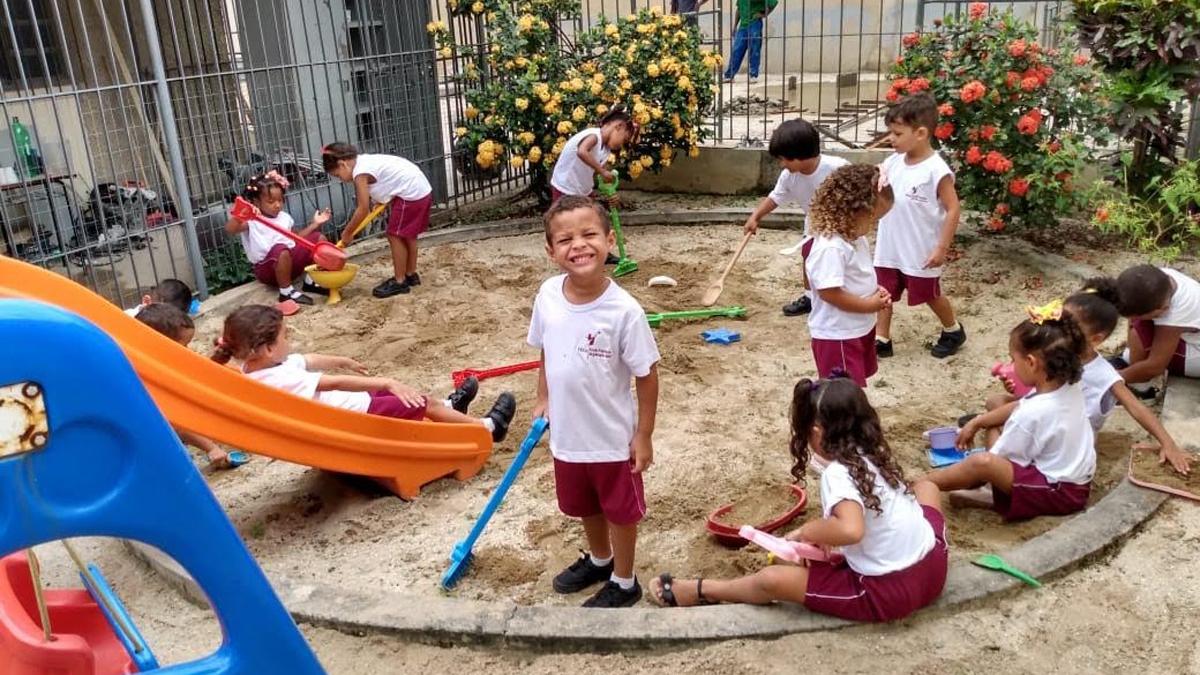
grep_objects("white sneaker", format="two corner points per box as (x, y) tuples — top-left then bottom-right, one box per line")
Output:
(749, 76), (759, 84)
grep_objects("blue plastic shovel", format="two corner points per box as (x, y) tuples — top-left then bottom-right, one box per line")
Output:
(441, 417), (549, 589)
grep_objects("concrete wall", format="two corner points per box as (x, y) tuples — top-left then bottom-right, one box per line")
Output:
(630, 145), (891, 194)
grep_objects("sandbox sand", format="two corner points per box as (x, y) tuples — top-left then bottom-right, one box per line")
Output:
(190, 224), (1143, 605)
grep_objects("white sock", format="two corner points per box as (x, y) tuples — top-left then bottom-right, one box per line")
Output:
(279, 285), (295, 295)
(610, 573), (635, 590)
(304, 274), (316, 286)
(480, 417), (495, 432)
(805, 289), (814, 300)
(877, 336), (892, 344)
(943, 321), (961, 333)
(442, 398), (452, 408)
(590, 553), (613, 567)
(1122, 347), (1131, 363)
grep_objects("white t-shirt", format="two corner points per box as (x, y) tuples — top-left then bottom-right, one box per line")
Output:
(527, 275), (660, 463)
(989, 383), (1095, 484)
(244, 354), (371, 413)
(820, 458), (935, 576)
(767, 155), (851, 235)
(1156, 268), (1200, 348)
(1081, 355), (1122, 433)
(124, 306), (143, 317)
(353, 153), (433, 204)
(239, 211), (297, 264)
(874, 151), (954, 278)
(550, 128), (610, 197)
(805, 234), (877, 340)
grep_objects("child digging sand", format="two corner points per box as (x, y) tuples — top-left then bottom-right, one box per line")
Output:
(212, 305), (516, 441)
(529, 196), (661, 608)
(741, 118), (849, 317)
(652, 377), (948, 622)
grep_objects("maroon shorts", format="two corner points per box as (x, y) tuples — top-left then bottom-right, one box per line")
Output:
(386, 194), (433, 239)
(811, 328), (878, 386)
(252, 231), (320, 286)
(553, 457), (646, 525)
(875, 266), (941, 306)
(803, 505), (948, 622)
(1131, 319), (1195, 377)
(366, 390), (426, 421)
(992, 460), (1090, 521)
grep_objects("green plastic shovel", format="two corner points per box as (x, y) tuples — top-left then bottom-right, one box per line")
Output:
(645, 306), (747, 328)
(972, 554), (1041, 588)
(595, 173), (638, 277)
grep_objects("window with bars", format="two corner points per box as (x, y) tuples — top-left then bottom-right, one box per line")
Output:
(0, 0), (66, 87)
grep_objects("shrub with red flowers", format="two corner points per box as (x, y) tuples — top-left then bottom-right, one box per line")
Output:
(889, 3), (1111, 231)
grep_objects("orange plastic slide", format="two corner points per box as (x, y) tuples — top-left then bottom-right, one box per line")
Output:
(0, 256), (493, 499)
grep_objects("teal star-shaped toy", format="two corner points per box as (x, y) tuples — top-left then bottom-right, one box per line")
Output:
(701, 328), (741, 345)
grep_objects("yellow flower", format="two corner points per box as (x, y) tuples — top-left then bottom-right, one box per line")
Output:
(528, 146), (542, 162)
(660, 146), (673, 159)
(438, 47), (453, 59)
(557, 120), (574, 135)
(618, 67), (629, 78)
(490, 44), (500, 54)
(628, 162), (644, 179)
(620, 79), (632, 91)
(518, 131), (535, 145)
(517, 14), (534, 31)
(673, 126), (685, 139)
(449, 0), (458, 9)
(651, 106), (663, 120)
(515, 97), (529, 111)
(542, 101), (560, 114)
(487, 11), (495, 20)
(647, 63), (660, 77)
(605, 24), (619, 38)
(537, 89), (551, 103)
(634, 111), (650, 126)
(544, 154), (556, 167)
(471, 1), (484, 14)
(510, 155), (525, 168)
(633, 102), (647, 115)
(478, 139), (495, 153)
(596, 103), (609, 115)
(455, 126), (467, 138)
(671, 113), (682, 127)
(515, 56), (529, 68)
(674, 30), (689, 41)
(688, 145), (700, 158)
(465, 106), (479, 120)
(678, 75), (692, 90)
(592, 72), (605, 85)
(425, 21), (446, 33)
(639, 155), (653, 168)
(663, 13), (681, 26)
(571, 77), (585, 91)
(572, 106), (587, 122)
(636, 23), (652, 34)
(661, 157), (672, 167)
(702, 55), (717, 69)
(590, 82), (603, 95)
(476, 152), (494, 169)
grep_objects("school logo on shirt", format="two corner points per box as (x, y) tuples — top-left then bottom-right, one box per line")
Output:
(906, 184), (930, 205)
(578, 330), (614, 360)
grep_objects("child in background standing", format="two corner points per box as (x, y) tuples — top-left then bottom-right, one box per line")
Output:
(225, 171), (331, 306)
(212, 305), (516, 441)
(324, 143), (434, 299)
(931, 304), (1094, 521)
(124, 278), (194, 318)
(549, 107), (636, 204)
(652, 378), (947, 623)
(804, 164), (894, 386)
(741, 118), (850, 316)
(529, 196), (660, 608)
(873, 93), (965, 359)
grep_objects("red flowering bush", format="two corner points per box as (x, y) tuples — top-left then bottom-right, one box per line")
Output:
(890, 3), (1111, 230)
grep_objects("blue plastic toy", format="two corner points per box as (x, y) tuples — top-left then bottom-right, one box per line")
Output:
(82, 562), (160, 671)
(701, 328), (742, 345)
(0, 299), (324, 674)
(188, 298), (201, 317)
(928, 446), (985, 468)
(441, 417), (549, 589)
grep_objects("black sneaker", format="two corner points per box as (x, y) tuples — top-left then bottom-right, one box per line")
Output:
(372, 277), (410, 298)
(1106, 355), (1130, 370)
(278, 290), (314, 305)
(605, 252), (621, 265)
(301, 281), (330, 296)
(931, 326), (967, 359)
(782, 295), (812, 317)
(405, 273), (421, 287)
(876, 339), (894, 358)
(583, 579), (642, 608)
(553, 551), (613, 594)
(448, 376), (478, 414)
(484, 392), (516, 442)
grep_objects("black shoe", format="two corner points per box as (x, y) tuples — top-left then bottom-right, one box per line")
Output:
(583, 579), (642, 608)
(553, 551), (614, 594)
(448, 376), (478, 414)
(1106, 355), (1130, 370)
(372, 277), (410, 298)
(931, 326), (967, 359)
(1130, 385), (1159, 401)
(405, 273), (421, 287)
(278, 290), (314, 305)
(782, 295), (812, 316)
(484, 392), (516, 442)
(605, 252), (621, 265)
(876, 339), (894, 358)
(301, 281), (330, 296)
(957, 413), (979, 429)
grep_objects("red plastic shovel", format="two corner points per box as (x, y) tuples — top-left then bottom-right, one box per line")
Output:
(231, 196), (346, 271)
(451, 360), (541, 387)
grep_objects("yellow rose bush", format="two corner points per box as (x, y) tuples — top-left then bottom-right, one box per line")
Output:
(429, 1), (716, 200)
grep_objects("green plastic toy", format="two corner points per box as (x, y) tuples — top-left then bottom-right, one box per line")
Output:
(595, 173), (638, 277)
(645, 306), (747, 328)
(972, 554), (1042, 588)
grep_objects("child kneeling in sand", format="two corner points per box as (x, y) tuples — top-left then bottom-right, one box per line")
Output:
(653, 377), (947, 622)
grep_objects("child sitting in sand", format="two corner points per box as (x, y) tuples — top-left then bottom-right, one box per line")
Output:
(225, 170), (332, 306)
(804, 164), (893, 386)
(930, 302), (1094, 520)
(124, 278), (194, 317)
(740, 118), (849, 316)
(211, 304), (515, 441)
(136, 303), (240, 469)
(529, 196), (661, 608)
(652, 377), (947, 622)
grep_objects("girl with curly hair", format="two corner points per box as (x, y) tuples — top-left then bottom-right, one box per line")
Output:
(804, 164), (894, 385)
(930, 302), (1096, 521)
(652, 378), (947, 623)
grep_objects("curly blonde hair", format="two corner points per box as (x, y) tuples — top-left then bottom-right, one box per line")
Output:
(808, 164), (892, 239)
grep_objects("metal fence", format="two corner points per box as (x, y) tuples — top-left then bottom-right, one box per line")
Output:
(1, 0), (1194, 305)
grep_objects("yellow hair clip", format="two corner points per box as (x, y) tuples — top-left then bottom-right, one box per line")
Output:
(1026, 298), (1064, 325)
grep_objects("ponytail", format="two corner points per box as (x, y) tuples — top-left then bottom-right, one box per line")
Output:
(322, 142), (359, 173)
(209, 305), (284, 365)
